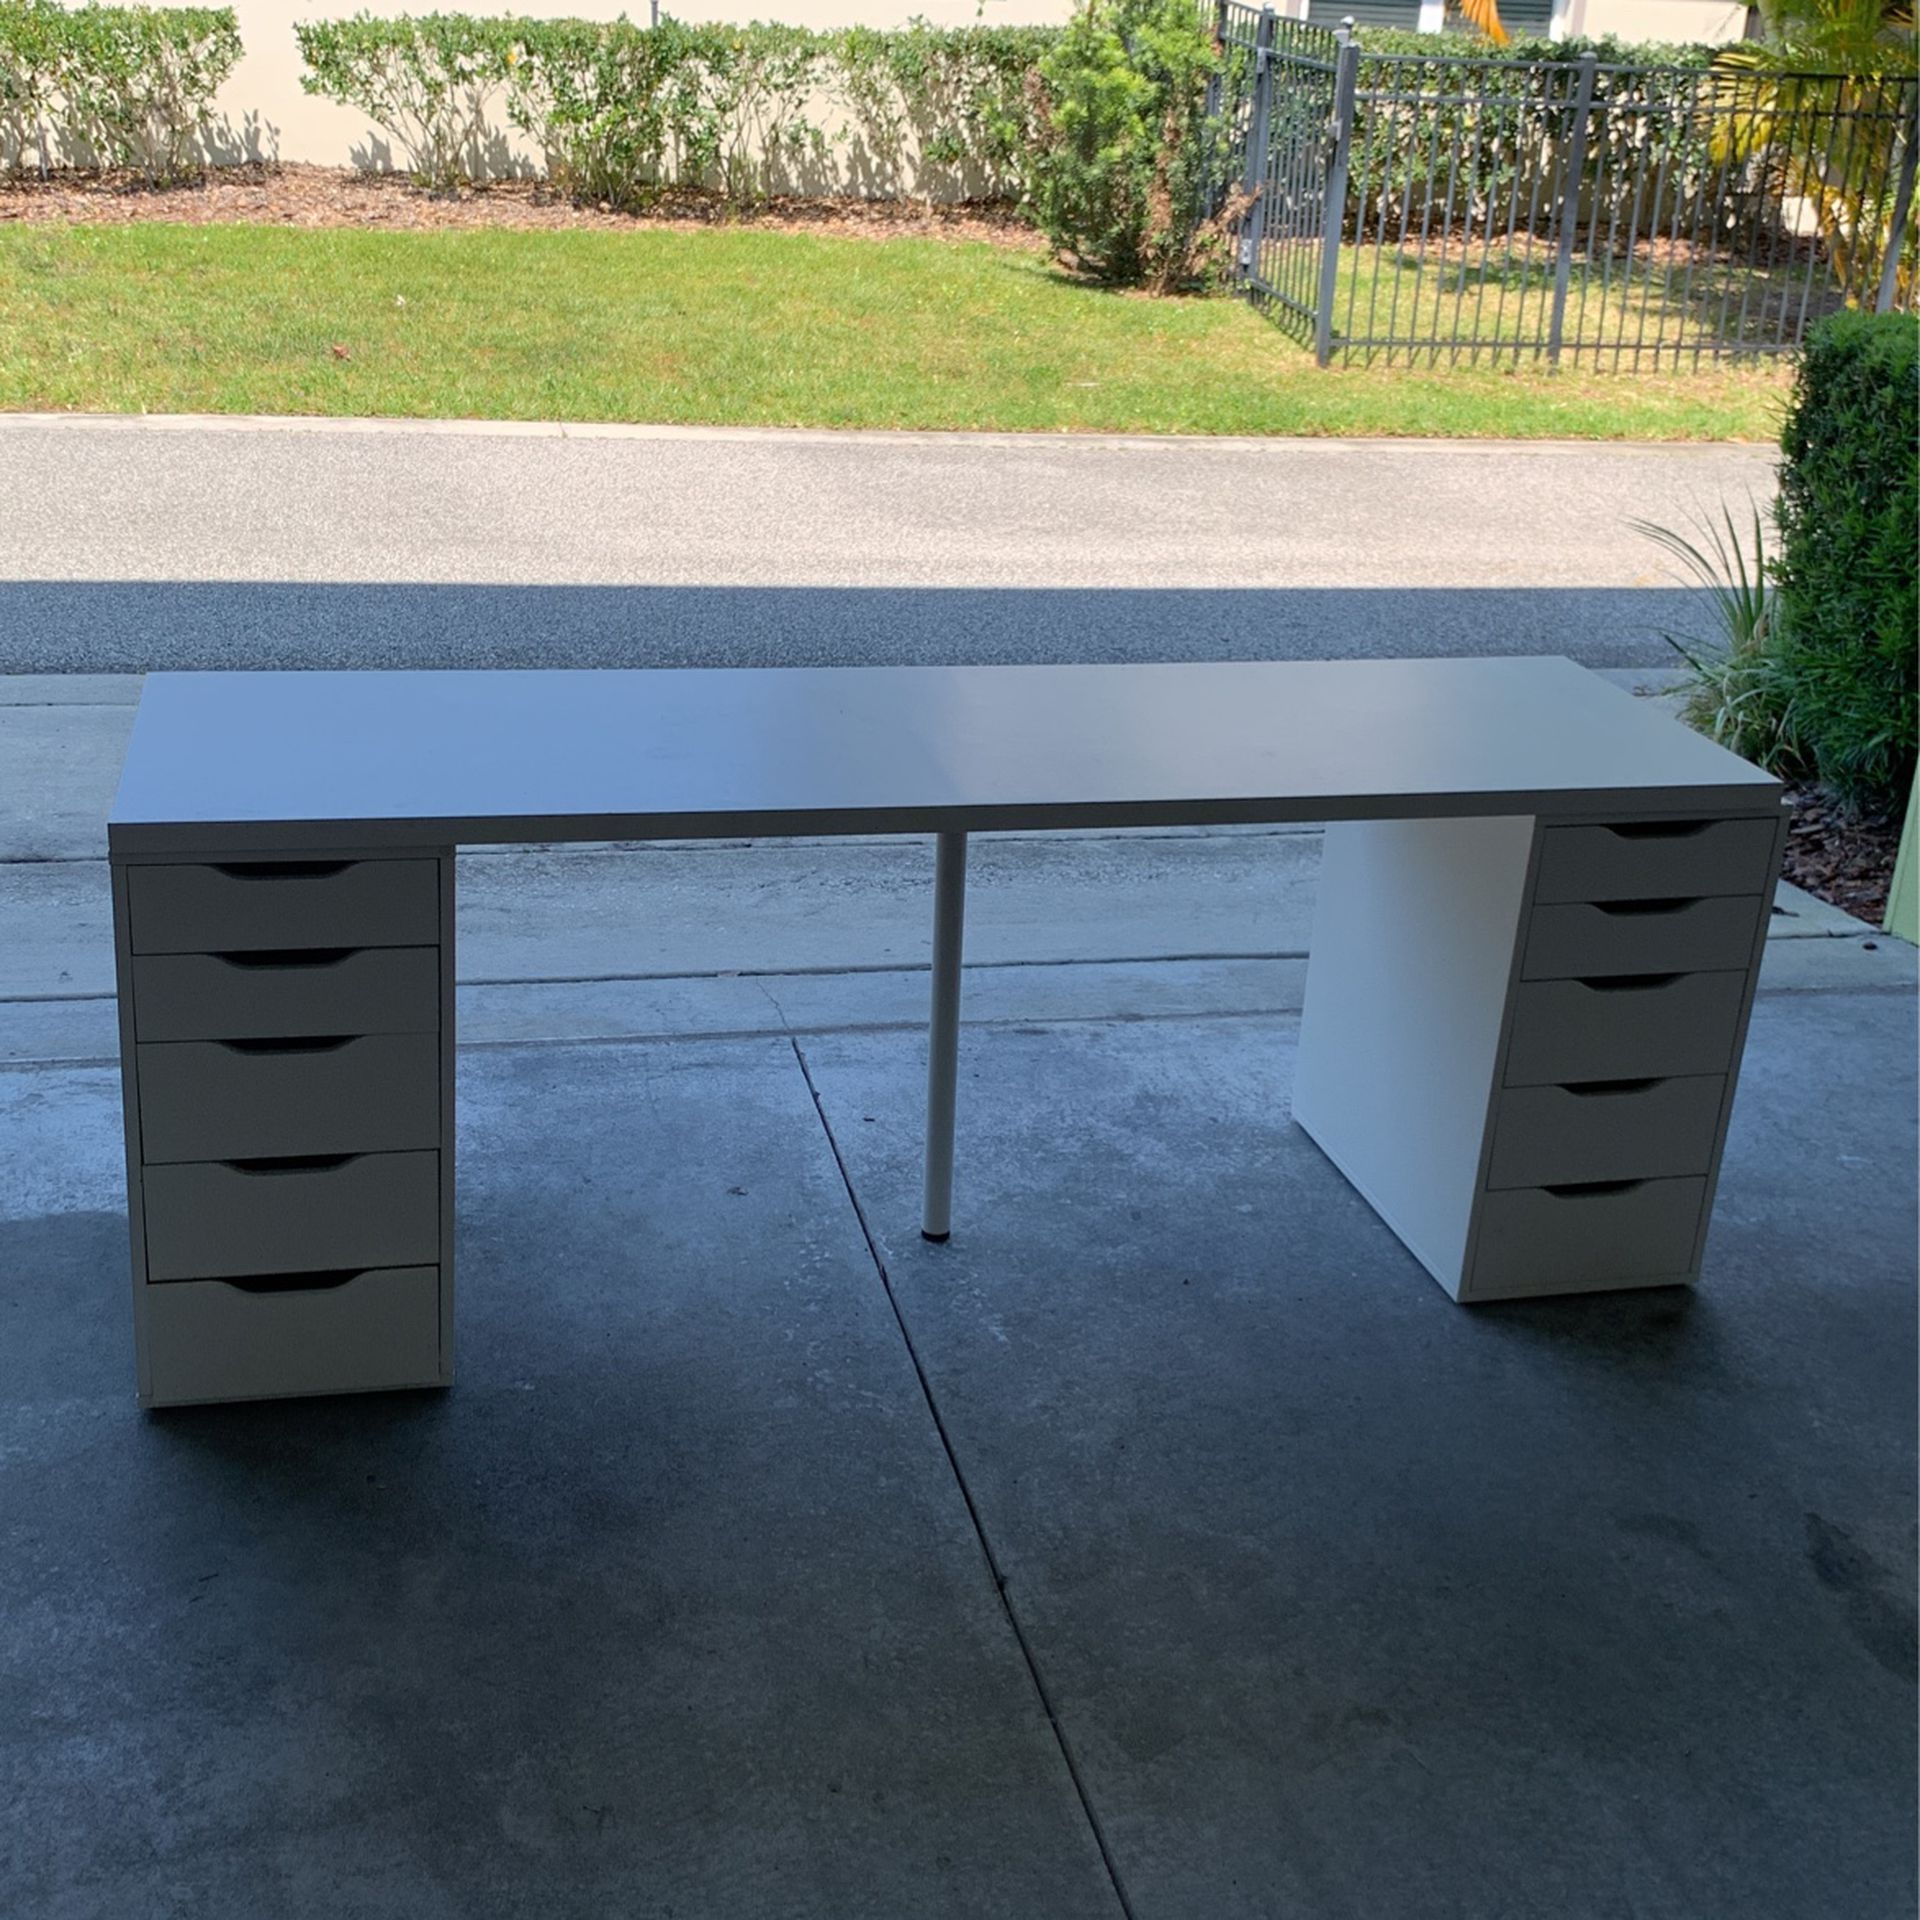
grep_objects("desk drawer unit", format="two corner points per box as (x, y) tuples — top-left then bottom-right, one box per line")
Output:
(1456, 810), (1783, 1302)
(1503, 972), (1751, 1086)
(137, 1034), (441, 1163)
(113, 849), (455, 1408)
(1471, 1180), (1709, 1300)
(132, 947), (440, 1042)
(143, 1152), (440, 1282)
(1532, 819), (1780, 903)
(143, 1267), (443, 1406)
(128, 859), (440, 953)
(1521, 895), (1766, 980)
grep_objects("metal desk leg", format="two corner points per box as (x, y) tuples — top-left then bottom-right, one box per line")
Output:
(921, 830), (968, 1242)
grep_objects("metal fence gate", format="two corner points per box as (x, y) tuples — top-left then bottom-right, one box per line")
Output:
(1213, 3), (1920, 367)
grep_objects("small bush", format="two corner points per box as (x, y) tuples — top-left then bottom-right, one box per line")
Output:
(1027, 0), (1231, 290)
(1637, 502), (1803, 774)
(295, 12), (524, 192)
(0, 0), (240, 182)
(1773, 310), (1919, 815)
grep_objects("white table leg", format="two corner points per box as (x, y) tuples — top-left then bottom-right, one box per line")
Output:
(921, 830), (969, 1242)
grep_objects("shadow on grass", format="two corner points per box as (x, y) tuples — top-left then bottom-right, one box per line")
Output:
(0, 581), (1703, 675)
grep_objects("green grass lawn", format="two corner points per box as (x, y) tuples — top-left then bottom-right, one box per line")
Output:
(0, 221), (1791, 439)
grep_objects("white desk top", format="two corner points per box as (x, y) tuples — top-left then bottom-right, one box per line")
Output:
(108, 659), (1780, 854)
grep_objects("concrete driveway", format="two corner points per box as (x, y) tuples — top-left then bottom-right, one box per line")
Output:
(0, 416), (1776, 672)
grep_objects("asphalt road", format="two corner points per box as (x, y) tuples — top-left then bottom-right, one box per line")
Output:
(0, 416), (1777, 673)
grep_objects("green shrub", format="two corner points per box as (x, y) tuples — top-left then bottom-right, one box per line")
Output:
(830, 20), (1050, 201)
(296, 13), (1055, 203)
(1341, 32), (1717, 243)
(0, 0), (240, 181)
(1772, 309), (1919, 814)
(1027, 0), (1230, 289)
(1637, 501), (1804, 775)
(295, 12), (525, 191)
(502, 16), (707, 205)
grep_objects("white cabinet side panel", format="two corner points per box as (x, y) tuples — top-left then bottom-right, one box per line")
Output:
(1293, 816), (1535, 1295)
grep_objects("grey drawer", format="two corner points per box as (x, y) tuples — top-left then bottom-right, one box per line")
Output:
(133, 947), (440, 1042)
(1522, 895), (1765, 979)
(1487, 1076), (1726, 1189)
(144, 1266), (442, 1406)
(1469, 1178), (1707, 1300)
(129, 859), (439, 954)
(137, 1034), (440, 1163)
(1534, 819), (1778, 904)
(144, 1151), (439, 1282)
(1505, 972), (1748, 1086)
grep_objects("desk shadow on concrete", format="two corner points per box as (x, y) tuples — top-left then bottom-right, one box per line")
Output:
(0, 581), (1702, 674)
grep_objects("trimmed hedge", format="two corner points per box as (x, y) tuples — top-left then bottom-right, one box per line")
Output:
(1773, 310), (1919, 814)
(1341, 31), (1719, 242)
(294, 13), (1054, 200)
(0, 0), (240, 182)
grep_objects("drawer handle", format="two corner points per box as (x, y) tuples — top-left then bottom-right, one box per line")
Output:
(217, 1035), (356, 1055)
(1543, 1180), (1647, 1198)
(214, 948), (358, 971)
(1576, 973), (1681, 993)
(222, 1154), (360, 1175)
(1602, 822), (1712, 841)
(218, 1269), (371, 1295)
(211, 861), (354, 880)
(1561, 1078), (1664, 1097)
(1593, 898), (1701, 918)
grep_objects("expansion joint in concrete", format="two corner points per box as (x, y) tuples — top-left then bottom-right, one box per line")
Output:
(787, 1035), (1139, 1920)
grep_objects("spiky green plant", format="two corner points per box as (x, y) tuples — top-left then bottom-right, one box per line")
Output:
(1633, 502), (1806, 773)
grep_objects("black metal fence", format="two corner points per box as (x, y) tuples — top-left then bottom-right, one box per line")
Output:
(1213, 3), (1920, 366)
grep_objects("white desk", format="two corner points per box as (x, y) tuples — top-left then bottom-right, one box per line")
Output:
(108, 660), (1784, 1407)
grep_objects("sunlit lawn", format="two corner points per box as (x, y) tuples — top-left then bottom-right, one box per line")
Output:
(0, 222), (1791, 439)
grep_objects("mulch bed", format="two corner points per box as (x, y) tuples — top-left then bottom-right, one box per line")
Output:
(0, 163), (1046, 248)
(1781, 783), (1903, 927)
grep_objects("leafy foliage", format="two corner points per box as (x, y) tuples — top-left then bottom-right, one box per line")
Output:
(294, 12), (536, 191)
(1342, 33), (1719, 245)
(295, 13), (1056, 202)
(1706, 0), (1917, 303)
(1772, 310), (1919, 812)
(1636, 502), (1804, 773)
(0, 0), (241, 182)
(1026, 0), (1234, 290)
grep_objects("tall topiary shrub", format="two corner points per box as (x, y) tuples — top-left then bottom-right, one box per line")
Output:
(1027, 0), (1230, 291)
(1773, 309), (1919, 815)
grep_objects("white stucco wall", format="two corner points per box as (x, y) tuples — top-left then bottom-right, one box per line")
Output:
(1553, 0), (1749, 42)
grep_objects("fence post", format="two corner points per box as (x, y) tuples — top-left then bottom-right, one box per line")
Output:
(1874, 89), (1918, 314)
(1546, 51), (1599, 368)
(1237, 8), (1279, 288)
(1313, 26), (1359, 366)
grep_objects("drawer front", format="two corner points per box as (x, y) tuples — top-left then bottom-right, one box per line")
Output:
(133, 947), (440, 1043)
(144, 1151), (439, 1282)
(1504, 972), (1748, 1086)
(1522, 895), (1766, 980)
(144, 1266), (442, 1405)
(129, 859), (439, 954)
(137, 1034), (440, 1162)
(1533, 819), (1778, 904)
(1470, 1178), (1707, 1299)
(1487, 1077), (1726, 1189)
